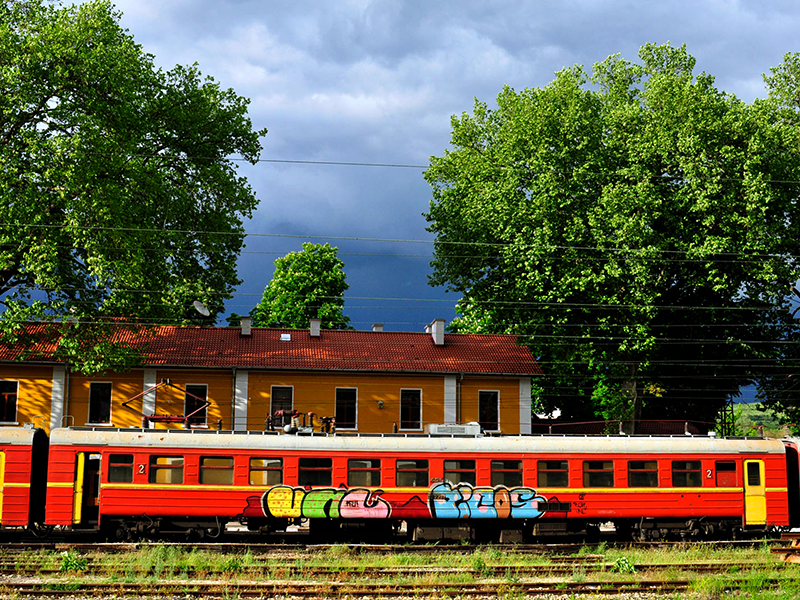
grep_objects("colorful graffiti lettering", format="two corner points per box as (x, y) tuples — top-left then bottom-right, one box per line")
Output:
(252, 483), (551, 521)
(262, 485), (391, 519)
(429, 483), (548, 519)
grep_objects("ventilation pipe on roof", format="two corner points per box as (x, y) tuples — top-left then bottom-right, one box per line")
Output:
(372, 323), (384, 332)
(240, 316), (252, 336)
(310, 318), (321, 337)
(429, 318), (445, 346)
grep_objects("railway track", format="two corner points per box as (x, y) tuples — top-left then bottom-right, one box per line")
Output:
(0, 579), (699, 597)
(0, 538), (788, 555)
(0, 541), (791, 598)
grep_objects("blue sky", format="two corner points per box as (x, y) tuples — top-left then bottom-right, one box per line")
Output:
(99, 0), (800, 332)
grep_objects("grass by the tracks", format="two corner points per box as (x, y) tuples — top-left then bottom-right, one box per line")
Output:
(0, 541), (798, 598)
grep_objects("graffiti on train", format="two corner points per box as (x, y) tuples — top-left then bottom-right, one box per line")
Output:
(429, 483), (548, 519)
(256, 483), (551, 520)
(262, 485), (392, 519)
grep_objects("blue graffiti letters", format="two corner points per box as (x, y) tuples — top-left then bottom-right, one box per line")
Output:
(429, 483), (548, 519)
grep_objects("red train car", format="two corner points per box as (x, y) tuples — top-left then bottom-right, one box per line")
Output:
(0, 427), (48, 529)
(44, 427), (794, 541)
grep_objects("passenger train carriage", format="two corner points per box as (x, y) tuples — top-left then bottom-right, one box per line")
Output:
(2, 426), (799, 541)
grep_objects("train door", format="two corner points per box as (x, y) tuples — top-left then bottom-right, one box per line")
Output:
(72, 452), (101, 526)
(743, 460), (766, 526)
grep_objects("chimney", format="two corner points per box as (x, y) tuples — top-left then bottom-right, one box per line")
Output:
(310, 318), (321, 337)
(429, 318), (445, 346)
(240, 316), (252, 336)
(372, 323), (384, 332)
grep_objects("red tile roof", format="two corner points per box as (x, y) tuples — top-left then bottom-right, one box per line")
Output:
(0, 325), (542, 376)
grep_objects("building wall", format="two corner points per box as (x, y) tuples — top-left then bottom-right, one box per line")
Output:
(459, 377), (525, 435)
(145, 369), (235, 430)
(246, 371), (448, 433)
(0, 365), (54, 431)
(1, 363), (531, 435)
(68, 371), (144, 429)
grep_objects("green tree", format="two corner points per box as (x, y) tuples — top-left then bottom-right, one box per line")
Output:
(424, 43), (800, 427)
(251, 243), (351, 330)
(0, 0), (266, 372)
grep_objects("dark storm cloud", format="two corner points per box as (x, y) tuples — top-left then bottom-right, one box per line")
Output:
(106, 0), (800, 329)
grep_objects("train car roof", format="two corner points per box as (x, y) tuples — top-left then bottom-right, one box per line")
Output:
(49, 427), (788, 455)
(0, 427), (46, 446)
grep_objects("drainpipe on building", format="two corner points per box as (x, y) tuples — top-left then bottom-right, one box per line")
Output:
(457, 372), (464, 424)
(231, 368), (237, 431)
(64, 364), (71, 428)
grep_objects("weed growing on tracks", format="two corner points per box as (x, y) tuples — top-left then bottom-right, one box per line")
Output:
(571, 565), (586, 582)
(612, 556), (635, 574)
(59, 550), (87, 572)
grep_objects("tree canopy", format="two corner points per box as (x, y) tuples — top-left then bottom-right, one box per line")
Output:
(424, 43), (800, 427)
(251, 243), (351, 330)
(0, 0), (266, 372)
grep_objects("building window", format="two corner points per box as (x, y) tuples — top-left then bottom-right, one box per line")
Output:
(185, 384), (208, 426)
(271, 386), (293, 425)
(400, 389), (421, 430)
(538, 460), (569, 487)
(628, 461), (658, 487)
(444, 459), (476, 485)
(200, 457), (234, 485)
(672, 461), (702, 487)
(88, 382), (111, 424)
(583, 461), (614, 487)
(0, 381), (17, 423)
(491, 460), (523, 487)
(299, 457), (332, 486)
(348, 459), (381, 487)
(335, 388), (357, 429)
(396, 459), (428, 487)
(108, 454), (133, 483)
(479, 390), (499, 431)
(149, 456), (184, 484)
(250, 458), (283, 485)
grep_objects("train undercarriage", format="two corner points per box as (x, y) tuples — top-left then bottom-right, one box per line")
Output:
(95, 515), (769, 543)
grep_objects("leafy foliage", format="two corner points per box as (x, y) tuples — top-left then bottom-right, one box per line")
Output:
(0, 0), (266, 372)
(251, 243), (350, 329)
(425, 44), (800, 424)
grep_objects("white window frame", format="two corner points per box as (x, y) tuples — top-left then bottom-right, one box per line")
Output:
(399, 388), (423, 431)
(335, 387), (358, 430)
(86, 381), (113, 426)
(0, 380), (19, 424)
(478, 389), (500, 432)
(184, 383), (209, 428)
(270, 385), (294, 422)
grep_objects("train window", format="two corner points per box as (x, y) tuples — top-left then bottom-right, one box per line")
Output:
(444, 460), (476, 485)
(746, 461), (761, 486)
(348, 459), (381, 486)
(299, 457), (332, 486)
(149, 456), (184, 484)
(672, 461), (702, 487)
(628, 461), (658, 487)
(396, 459), (428, 487)
(250, 458), (282, 485)
(200, 457), (234, 485)
(491, 460), (523, 487)
(583, 461), (614, 487)
(537, 460), (568, 487)
(715, 461), (737, 487)
(108, 454), (133, 483)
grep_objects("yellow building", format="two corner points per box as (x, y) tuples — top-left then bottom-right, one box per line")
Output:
(0, 319), (542, 434)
